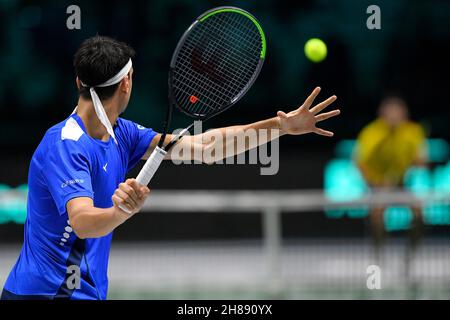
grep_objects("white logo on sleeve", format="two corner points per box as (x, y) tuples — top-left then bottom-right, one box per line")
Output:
(103, 163), (108, 172)
(137, 124), (146, 130)
(61, 178), (85, 188)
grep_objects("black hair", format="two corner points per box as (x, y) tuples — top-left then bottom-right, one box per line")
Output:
(73, 35), (135, 101)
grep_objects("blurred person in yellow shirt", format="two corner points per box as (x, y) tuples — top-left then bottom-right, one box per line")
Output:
(355, 96), (427, 259)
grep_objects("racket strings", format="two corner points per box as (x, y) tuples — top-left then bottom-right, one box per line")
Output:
(176, 29), (258, 113)
(174, 38), (253, 114)
(174, 43), (255, 103)
(188, 13), (261, 95)
(190, 15), (261, 73)
(172, 11), (263, 117)
(182, 23), (260, 92)
(178, 34), (259, 115)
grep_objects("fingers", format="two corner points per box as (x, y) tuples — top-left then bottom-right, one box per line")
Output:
(315, 109), (341, 122)
(112, 179), (151, 214)
(119, 181), (139, 203)
(125, 179), (146, 198)
(310, 95), (337, 115)
(112, 194), (133, 212)
(140, 186), (151, 197)
(115, 188), (138, 208)
(114, 179), (142, 209)
(127, 179), (150, 201)
(314, 127), (334, 137)
(302, 87), (321, 109)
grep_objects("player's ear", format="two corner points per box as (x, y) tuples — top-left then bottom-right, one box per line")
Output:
(75, 77), (82, 90)
(121, 73), (131, 94)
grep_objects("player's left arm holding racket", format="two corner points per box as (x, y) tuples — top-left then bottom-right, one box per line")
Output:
(143, 87), (340, 162)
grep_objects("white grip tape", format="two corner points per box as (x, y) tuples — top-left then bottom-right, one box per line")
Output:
(118, 146), (167, 214)
(136, 146), (167, 185)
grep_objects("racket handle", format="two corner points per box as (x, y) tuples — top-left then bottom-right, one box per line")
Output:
(118, 146), (167, 214)
(136, 146), (167, 185)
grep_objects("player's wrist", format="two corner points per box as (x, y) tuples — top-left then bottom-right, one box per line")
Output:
(274, 115), (286, 135)
(112, 205), (133, 222)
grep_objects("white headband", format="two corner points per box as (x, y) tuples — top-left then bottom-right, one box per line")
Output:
(75, 58), (133, 144)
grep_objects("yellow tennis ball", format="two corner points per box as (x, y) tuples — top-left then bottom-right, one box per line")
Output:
(304, 38), (327, 63)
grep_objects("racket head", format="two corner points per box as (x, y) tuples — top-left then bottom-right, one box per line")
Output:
(168, 6), (266, 120)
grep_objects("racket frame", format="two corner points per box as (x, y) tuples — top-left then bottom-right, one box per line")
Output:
(161, 6), (266, 152)
(119, 7), (266, 214)
(168, 6), (266, 122)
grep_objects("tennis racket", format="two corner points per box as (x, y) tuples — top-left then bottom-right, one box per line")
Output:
(120, 6), (266, 213)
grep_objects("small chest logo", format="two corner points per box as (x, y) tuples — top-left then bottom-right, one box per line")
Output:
(103, 163), (108, 172)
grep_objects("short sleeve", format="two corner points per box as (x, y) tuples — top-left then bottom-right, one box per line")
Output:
(43, 140), (94, 215)
(116, 118), (157, 172)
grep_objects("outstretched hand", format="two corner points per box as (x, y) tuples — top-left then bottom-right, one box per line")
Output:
(277, 87), (340, 137)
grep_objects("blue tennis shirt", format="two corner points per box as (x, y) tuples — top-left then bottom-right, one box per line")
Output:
(3, 114), (156, 300)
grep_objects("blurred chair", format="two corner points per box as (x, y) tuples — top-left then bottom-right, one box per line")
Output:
(0, 184), (28, 224)
(423, 162), (450, 225)
(324, 139), (450, 231)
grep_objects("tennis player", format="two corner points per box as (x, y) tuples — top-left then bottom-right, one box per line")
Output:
(1, 36), (340, 300)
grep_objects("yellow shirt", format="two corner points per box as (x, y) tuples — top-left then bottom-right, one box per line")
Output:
(355, 119), (426, 186)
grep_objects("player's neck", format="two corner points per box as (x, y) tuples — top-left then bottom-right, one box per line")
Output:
(76, 98), (120, 142)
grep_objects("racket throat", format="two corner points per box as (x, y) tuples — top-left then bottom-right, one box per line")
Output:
(165, 122), (195, 151)
(158, 102), (174, 148)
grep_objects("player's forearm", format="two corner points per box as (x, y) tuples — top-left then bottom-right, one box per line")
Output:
(198, 116), (284, 163)
(70, 206), (128, 239)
